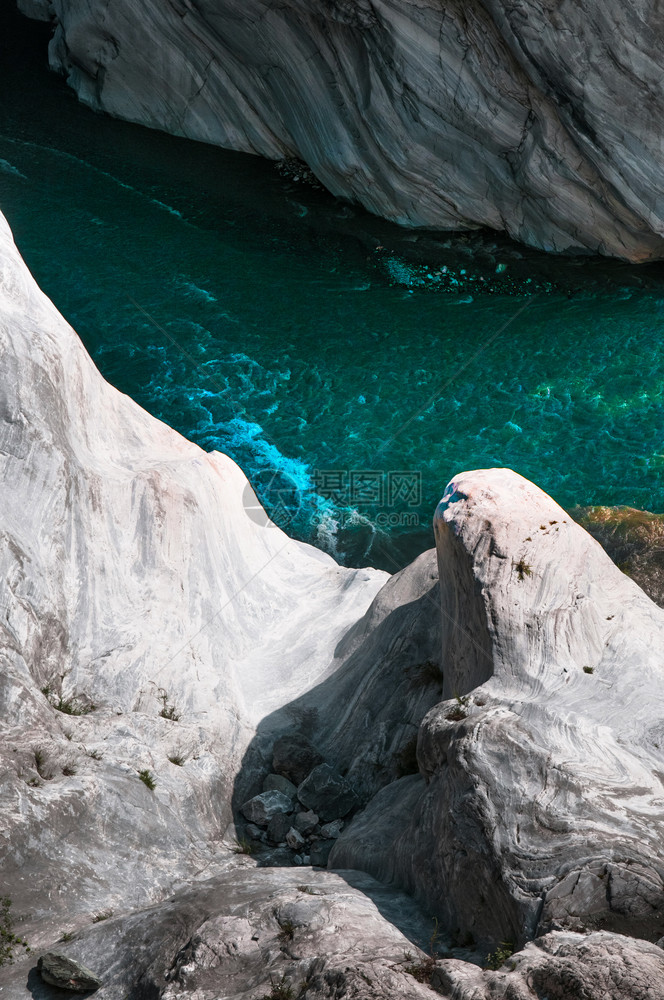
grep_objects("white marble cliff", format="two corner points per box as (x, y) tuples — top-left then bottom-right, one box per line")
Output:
(2, 208), (664, 996)
(17, 0), (664, 261)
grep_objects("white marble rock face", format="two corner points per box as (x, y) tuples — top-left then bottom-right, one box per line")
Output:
(0, 206), (387, 933)
(18, 0), (664, 260)
(2, 207), (664, 997)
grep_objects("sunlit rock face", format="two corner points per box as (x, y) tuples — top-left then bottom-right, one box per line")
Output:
(0, 206), (387, 931)
(332, 469), (664, 948)
(2, 206), (664, 996)
(20, 0), (664, 260)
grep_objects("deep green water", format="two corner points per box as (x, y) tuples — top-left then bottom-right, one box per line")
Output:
(2, 7), (664, 571)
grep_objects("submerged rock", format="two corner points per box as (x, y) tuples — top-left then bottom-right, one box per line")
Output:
(573, 504), (664, 608)
(20, 0), (664, 260)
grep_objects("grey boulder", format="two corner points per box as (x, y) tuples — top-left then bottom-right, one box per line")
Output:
(297, 764), (358, 821)
(262, 773), (299, 798)
(240, 790), (294, 827)
(272, 734), (324, 787)
(286, 827), (305, 850)
(293, 810), (319, 834)
(37, 952), (102, 992)
(319, 819), (344, 839)
(267, 810), (293, 845)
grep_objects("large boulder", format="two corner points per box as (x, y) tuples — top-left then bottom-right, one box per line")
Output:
(37, 953), (102, 992)
(297, 764), (358, 822)
(272, 734), (325, 787)
(331, 469), (664, 949)
(19, 0), (664, 260)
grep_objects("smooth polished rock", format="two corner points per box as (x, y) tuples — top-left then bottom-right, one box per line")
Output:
(331, 469), (664, 949)
(20, 0), (664, 260)
(0, 208), (387, 928)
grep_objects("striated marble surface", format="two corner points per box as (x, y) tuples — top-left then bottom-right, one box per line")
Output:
(331, 468), (664, 949)
(0, 206), (387, 934)
(2, 207), (664, 995)
(17, 0), (664, 260)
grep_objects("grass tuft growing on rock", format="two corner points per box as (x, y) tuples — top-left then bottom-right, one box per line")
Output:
(408, 659), (444, 688)
(262, 975), (294, 1000)
(404, 918), (440, 985)
(514, 558), (532, 581)
(158, 689), (180, 721)
(276, 916), (295, 941)
(0, 898), (30, 966)
(233, 837), (255, 855)
(138, 769), (156, 790)
(485, 941), (515, 970)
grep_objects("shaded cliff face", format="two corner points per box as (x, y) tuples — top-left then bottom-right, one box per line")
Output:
(19, 0), (664, 260)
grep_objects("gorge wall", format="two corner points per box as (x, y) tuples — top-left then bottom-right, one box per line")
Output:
(16, 0), (664, 261)
(2, 205), (664, 996)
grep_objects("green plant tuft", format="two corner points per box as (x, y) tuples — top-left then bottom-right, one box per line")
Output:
(277, 916), (295, 941)
(167, 752), (186, 766)
(138, 769), (156, 790)
(0, 898), (29, 967)
(404, 918), (440, 984)
(262, 975), (294, 1000)
(485, 941), (514, 970)
(158, 689), (180, 722)
(583, 665), (594, 674)
(514, 559), (532, 581)
(233, 837), (255, 855)
(409, 659), (444, 688)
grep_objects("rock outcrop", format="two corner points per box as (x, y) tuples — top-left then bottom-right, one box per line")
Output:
(2, 206), (664, 997)
(331, 469), (664, 948)
(574, 504), (664, 609)
(18, 0), (664, 260)
(0, 205), (387, 934)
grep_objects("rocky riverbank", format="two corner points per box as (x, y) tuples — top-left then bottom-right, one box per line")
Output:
(1, 207), (664, 996)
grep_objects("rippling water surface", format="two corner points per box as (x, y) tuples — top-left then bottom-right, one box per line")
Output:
(2, 6), (664, 570)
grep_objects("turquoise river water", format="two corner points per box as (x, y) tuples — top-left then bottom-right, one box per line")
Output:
(2, 6), (664, 571)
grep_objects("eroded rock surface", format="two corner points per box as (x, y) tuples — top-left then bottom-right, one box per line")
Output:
(331, 469), (664, 950)
(2, 207), (664, 997)
(19, 0), (664, 260)
(0, 207), (386, 938)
